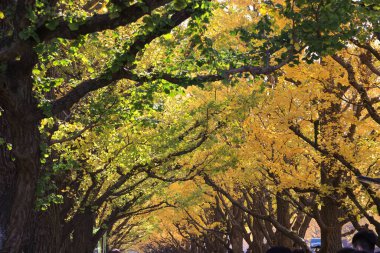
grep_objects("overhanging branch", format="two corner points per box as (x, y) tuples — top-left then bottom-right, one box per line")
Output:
(39, 7), (194, 120)
(36, 0), (172, 42)
(331, 54), (380, 125)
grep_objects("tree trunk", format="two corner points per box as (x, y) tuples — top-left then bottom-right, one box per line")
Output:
(3, 114), (41, 253)
(316, 89), (345, 253)
(0, 48), (40, 252)
(230, 205), (243, 253)
(209, 204), (227, 253)
(27, 206), (63, 253)
(250, 217), (266, 253)
(275, 192), (292, 248)
(69, 210), (96, 253)
(319, 199), (342, 253)
(319, 160), (343, 253)
(0, 116), (16, 251)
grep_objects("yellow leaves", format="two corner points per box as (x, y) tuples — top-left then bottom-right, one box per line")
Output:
(0, 11), (4, 19)
(258, 5), (269, 16)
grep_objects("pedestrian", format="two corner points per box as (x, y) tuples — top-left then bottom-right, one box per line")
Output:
(352, 230), (378, 253)
(266, 246), (292, 253)
(337, 248), (356, 253)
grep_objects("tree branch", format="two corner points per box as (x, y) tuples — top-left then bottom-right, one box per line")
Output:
(359, 53), (380, 76)
(289, 124), (380, 215)
(36, 0), (172, 42)
(45, 58), (289, 121)
(159, 60), (288, 84)
(332, 54), (380, 125)
(350, 39), (380, 61)
(202, 173), (310, 251)
(39, 7), (194, 120)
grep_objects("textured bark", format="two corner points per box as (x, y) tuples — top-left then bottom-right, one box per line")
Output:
(292, 213), (312, 239)
(0, 43), (40, 252)
(0, 116), (16, 251)
(318, 160), (343, 253)
(69, 210), (96, 253)
(250, 217), (266, 253)
(5, 119), (40, 253)
(275, 192), (292, 248)
(230, 205), (243, 253)
(28, 206), (63, 253)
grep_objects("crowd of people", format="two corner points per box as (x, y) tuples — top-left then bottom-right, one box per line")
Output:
(266, 230), (378, 253)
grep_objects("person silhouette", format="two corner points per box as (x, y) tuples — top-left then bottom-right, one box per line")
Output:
(266, 246), (292, 253)
(352, 230), (378, 253)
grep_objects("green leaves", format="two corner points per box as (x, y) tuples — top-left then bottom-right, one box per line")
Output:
(68, 21), (79, 31)
(45, 19), (59, 31)
(19, 27), (40, 42)
(173, 0), (188, 11)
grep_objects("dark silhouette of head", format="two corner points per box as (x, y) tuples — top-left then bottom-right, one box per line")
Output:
(337, 248), (357, 253)
(292, 249), (304, 253)
(266, 246), (292, 253)
(352, 230), (378, 253)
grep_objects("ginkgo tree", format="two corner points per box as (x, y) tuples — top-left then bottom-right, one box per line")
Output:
(33, 79), (228, 253)
(133, 47), (379, 252)
(0, 1), (217, 252)
(0, 0), (379, 252)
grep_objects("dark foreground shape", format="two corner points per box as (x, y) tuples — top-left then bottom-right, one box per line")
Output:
(267, 246), (292, 253)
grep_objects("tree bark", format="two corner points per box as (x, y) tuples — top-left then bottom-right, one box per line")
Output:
(69, 210), (96, 253)
(0, 116), (16, 251)
(230, 205), (243, 253)
(5, 119), (40, 253)
(27, 206), (63, 253)
(275, 192), (292, 248)
(318, 160), (343, 253)
(0, 48), (40, 253)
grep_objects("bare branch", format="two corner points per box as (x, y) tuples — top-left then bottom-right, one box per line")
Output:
(351, 39), (380, 61)
(331, 54), (380, 125)
(359, 53), (380, 76)
(202, 173), (309, 251)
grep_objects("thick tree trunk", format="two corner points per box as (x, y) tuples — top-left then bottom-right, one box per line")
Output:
(69, 211), (96, 253)
(28, 206), (63, 253)
(0, 116), (16, 251)
(190, 239), (198, 253)
(0, 48), (40, 252)
(250, 217), (266, 253)
(230, 205), (243, 253)
(318, 160), (343, 253)
(319, 199), (342, 253)
(275, 192), (292, 248)
(248, 190), (270, 253)
(4, 114), (41, 253)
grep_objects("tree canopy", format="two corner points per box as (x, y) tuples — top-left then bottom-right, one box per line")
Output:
(0, 0), (379, 253)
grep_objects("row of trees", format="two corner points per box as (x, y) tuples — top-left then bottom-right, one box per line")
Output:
(0, 0), (379, 252)
(135, 34), (380, 253)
